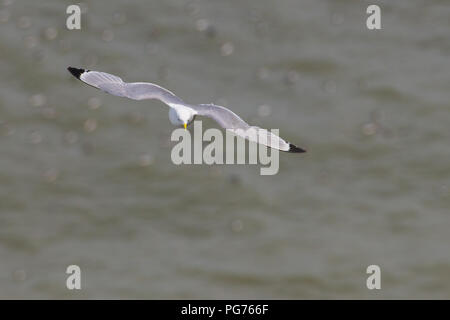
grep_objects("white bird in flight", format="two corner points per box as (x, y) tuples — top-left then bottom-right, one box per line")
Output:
(67, 67), (306, 153)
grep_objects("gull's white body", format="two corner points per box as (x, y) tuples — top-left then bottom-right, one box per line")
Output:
(67, 67), (305, 153)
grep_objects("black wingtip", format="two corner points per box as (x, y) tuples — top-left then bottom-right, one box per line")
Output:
(288, 143), (306, 153)
(67, 66), (85, 79)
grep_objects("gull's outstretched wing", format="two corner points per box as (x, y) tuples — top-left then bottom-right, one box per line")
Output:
(192, 103), (305, 153)
(67, 67), (185, 107)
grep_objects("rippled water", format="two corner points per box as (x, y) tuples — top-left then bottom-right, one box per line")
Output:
(0, 0), (449, 299)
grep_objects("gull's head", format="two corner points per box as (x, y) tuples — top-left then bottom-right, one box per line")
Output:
(179, 110), (192, 130)
(174, 108), (195, 129)
(168, 107), (196, 129)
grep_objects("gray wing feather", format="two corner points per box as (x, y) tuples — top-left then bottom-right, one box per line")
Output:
(192, 103), (250, 129)
(78, 70), (184, 105)
(193, 103), (291, 151)
(123, 83), (185, 105)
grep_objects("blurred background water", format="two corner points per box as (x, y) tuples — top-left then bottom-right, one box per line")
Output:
(0, 0), (449, 299)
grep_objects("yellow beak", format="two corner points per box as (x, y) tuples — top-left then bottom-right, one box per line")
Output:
(184, 123), (187, 130)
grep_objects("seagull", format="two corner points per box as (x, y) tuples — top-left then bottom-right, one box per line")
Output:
(67, 67), (306, 153)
